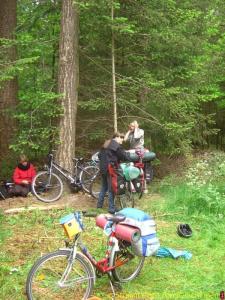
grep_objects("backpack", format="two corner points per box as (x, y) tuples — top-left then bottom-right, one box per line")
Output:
(0, 184), (9, 200)
(108, 164), (126, 195)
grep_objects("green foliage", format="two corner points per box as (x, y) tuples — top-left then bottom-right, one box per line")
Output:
(1, 0), (225, 159)
(3, 0), (62, 158)
(160, 151), (225, 217)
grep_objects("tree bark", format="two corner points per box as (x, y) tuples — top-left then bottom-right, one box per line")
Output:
(57, 0), (79, 172)
(0, 0), (18, 167)
(111, 2), (117, 132)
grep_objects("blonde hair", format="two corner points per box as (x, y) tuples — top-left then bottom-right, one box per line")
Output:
(19, 154), (28, 163)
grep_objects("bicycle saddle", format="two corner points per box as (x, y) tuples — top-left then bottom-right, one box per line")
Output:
(106, 214), (126, 224)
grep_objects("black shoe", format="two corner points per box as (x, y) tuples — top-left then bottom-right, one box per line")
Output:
(108, 208), (120, 214)
(97, 206), (103, 209)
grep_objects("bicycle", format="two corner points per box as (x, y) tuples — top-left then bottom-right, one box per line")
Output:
(26, 211), (145, 300)
(90, 161), (145, 209)
(32, 152), (99, 203)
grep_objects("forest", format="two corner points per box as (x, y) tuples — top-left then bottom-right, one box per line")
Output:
(0, 0), (225, 178)
(1, 1), (225, 299)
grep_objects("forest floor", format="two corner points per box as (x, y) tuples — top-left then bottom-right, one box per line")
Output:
(0, 191), (97, 214)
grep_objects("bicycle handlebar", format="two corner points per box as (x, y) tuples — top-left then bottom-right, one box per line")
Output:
(81, 211), (98, 218)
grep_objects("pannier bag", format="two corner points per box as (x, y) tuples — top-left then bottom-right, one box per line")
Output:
(144, 162), (154, 184)
(108, 164), (126, 195)
(117, 208), (160, 257)
(120, 163), (140, 181)
(132, 176), (143, 193)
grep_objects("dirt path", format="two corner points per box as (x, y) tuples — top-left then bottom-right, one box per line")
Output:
(0, 191), (97, 213)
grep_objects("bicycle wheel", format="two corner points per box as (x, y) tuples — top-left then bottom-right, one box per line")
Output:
(79, 165), (99, 194)
(109, 241), (145, 283)
(117, 190), (134, 209)
(89, 169), (102, 199)
(26, 250), (94, 300)
(32, 171), (63, 202)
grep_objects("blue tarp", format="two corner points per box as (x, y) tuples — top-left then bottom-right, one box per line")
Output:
(155, 246), (192, 260)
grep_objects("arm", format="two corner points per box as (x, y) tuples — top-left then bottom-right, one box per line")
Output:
(124, 130), (131, 142)
(116, 147), (131, 162)
(30, 164), (36, 181)
(13, 168), (23, 185)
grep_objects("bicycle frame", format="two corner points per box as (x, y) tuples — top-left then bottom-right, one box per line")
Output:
(65, 224), (129, 276)
(47, 153), (83, 185)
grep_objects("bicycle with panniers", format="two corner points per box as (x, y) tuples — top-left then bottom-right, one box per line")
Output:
(26, 208), (159, 300)
(90, 160), (145, 209)
(90, 150), (156, 208)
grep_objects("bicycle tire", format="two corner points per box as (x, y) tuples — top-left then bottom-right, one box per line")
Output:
(26, 250), (94, 300)
(32, 171), (63, 202)
(116, 190), (134, 209)
(79, 165), (99, 194)
(109, 240), (145, 283)
(89, 169), (102, 199)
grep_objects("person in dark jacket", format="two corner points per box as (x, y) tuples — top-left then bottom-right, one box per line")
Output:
(12, 154), (36, 197)
(97, 132), (131, 214)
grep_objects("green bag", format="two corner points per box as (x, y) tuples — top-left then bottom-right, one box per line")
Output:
(120, 163), (141, 181)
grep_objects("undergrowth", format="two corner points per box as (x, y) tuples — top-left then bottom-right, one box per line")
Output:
(0, 151), (224, 299)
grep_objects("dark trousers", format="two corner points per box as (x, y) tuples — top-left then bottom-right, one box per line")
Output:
(97, 173), (115, 212)
(12, 184), (30, 197)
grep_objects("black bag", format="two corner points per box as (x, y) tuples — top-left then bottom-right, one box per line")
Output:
(0, 185), (9, 199)
(144, 162), (154, 184)
(132, 176), (143, 193)
(108, 164), (126, 195)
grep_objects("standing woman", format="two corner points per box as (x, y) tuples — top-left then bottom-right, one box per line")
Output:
(124, 120), (144, 149)
(12, 154), (36, 197)
(97, 132), (131, 214)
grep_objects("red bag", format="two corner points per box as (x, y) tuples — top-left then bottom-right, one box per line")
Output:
(108, 164), (126, 195)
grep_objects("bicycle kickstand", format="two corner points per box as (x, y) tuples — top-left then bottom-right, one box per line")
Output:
(108, 278), (122, 300)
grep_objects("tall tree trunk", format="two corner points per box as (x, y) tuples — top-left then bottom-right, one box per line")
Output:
(0, 0), (17, 168)
(111, 2), (117, 132)
(57, 0), (79, 172)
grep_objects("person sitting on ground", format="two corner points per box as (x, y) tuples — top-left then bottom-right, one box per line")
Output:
(12, 154), (36, 197)
(124, 120), (144, 149)
(97, 132), (132, 214)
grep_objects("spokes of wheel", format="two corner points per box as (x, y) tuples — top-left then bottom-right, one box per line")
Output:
(90, 170), (102, 199)
(79, 166), (99, 194)
(32, 171), (63, 203)
(110, 242), (145, 283)
(26, 250), (94, 300)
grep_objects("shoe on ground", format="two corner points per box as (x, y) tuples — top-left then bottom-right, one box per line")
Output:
(108, 208), (120, 214)
(143, 189), (148, 194)
(97, 206), (103, 209)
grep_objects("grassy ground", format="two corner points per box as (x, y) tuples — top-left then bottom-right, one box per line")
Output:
(0, 178), (224, 299)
